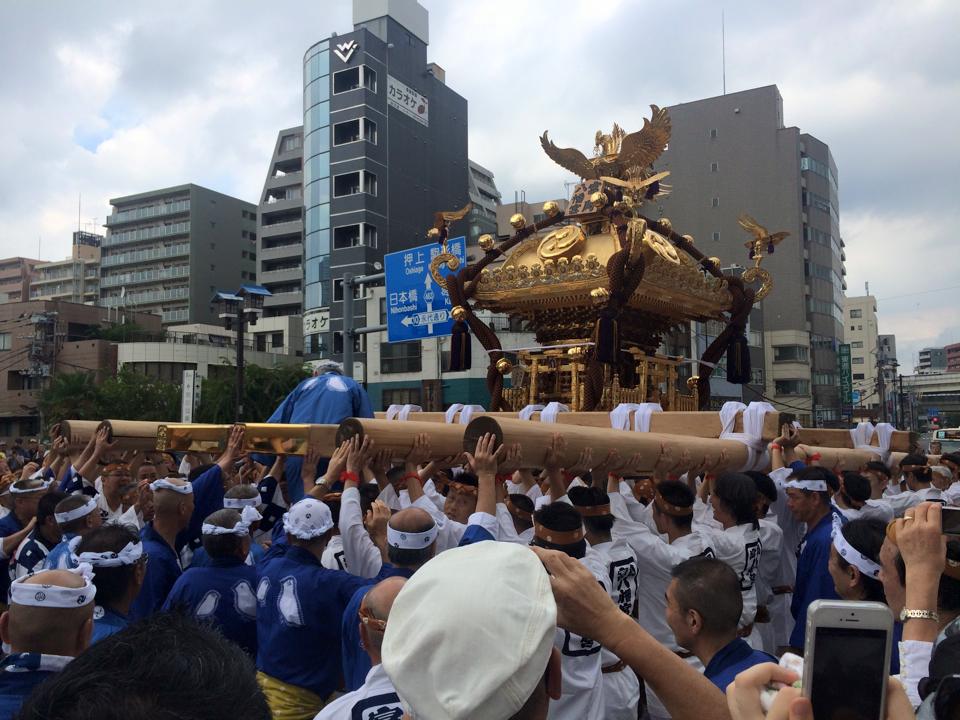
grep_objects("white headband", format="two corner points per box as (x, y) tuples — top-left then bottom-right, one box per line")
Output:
(386, 523), (438, 550)
(10, 567), (96, 608)
(224, 496), (261, 510)
(54, 497), (98, 525)
(150, 478), (193, 494)
(833, 529), (882, 579)
(786, 479), (829, 492)
(76, 540), (143, 568)
(10, 479), (53, 495)
(202, 506), (262, 536)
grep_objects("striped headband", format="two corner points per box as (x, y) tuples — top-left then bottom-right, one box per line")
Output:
(54, 497), (97, 524)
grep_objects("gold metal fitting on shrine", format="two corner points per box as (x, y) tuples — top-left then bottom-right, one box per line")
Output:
(659, 217), (672, 233)
(687, 375), (700, 390)
(590, 191), (608, 208)
(510, 213), (526, 229)
(543, 200), (561, 217)
(451, 305), (467, 321)
(682, 234), (695, 245)
(612, 199), (632, 213)
(478, 234), (494, 251)
(427, 227), (440, 240)
(496, 358), (513, 375)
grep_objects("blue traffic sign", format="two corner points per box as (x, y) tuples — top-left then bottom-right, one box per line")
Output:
(851, 390), (861, 404)
(384, 236), (467, 343)
(928, 408), (940, 417)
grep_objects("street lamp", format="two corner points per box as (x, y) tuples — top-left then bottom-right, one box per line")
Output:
(212, 283), (272, 421)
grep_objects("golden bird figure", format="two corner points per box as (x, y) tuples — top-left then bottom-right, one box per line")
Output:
(427, 202), (473, 245)
(540, 105), (671, 182)
(738, 213), (789, 260)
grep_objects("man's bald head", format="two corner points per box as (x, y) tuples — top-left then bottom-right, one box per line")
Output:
(152, 479), (194, 528)
(389, 507), (434, 534)
(360, 577), (406, 657)
(1, 570), (94, 657)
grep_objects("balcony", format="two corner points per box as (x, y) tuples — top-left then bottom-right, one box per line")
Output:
(260, 219), (303, 237)
(102, 286), (189, 307)
(259, 242), (303, 261)
(104, 221), (190, 247)
(101, 265), (190, 288)
(266, 171), (303, 192)
(264, 290), (303, 307)
(100, 244), (190, 268)
(259, 267), (302, 286)
(106, 199), (190, 226)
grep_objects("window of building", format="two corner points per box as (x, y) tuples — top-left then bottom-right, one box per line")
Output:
(850, 309), (862, 318)
(850, 325), (856, 331)
(853, 373), (865, 380)
(332, 331), (361, 354)
(255, 334), (267, 352)
(382, 387), (421, 408)
(333, 278), (362, 302)
(364, 224), (378, 248)
(0, 333), (10, 351)
(334, 172), (361, 197)
(271, 332), (284, 348)
(363, 67), (377, 92)
(813, 372), (838, 386)
(712, 231), (720, 241)
(333, 67), (360, 94)
(858, 325), (863, 331)
(750, 368), (764, 385)
(774, 379), (809, 396)
(381, 340), (422, 374)
(851, 341), (864, 348)
(379, 297), (387, 324)
(364, 119), (378, 144)
(711, 162), (718, 172)
(363, 171), (377, 196)
(712, 197), (720, 208)
(710, 129), (718, 139)
(280, 134), (302, 153)
(333, 119), (361, 145)
(852, 357), (865, 365)
(334, 224), (362, 249)
(773, 345), (809, 362)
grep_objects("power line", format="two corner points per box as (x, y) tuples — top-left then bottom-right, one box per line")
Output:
(875, 284), (960, 302)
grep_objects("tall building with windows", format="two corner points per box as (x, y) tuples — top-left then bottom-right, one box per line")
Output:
(843, 295), (880, 412)
(100, 184), (257, 325)
(258, 127), (305, 317)
(466, 160), (501, 241)
(29, 231), (102, 304)
(301, 0), (469, 360)
(0, 257), (41, 303)
(655, 85), (846, 426)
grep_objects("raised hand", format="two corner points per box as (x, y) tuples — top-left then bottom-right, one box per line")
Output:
(464, 433), (505, 476)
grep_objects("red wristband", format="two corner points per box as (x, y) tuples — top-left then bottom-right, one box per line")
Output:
(339, 471), (359, 483)
(809, 453), (822, 462)
(770, 443), (782, 452)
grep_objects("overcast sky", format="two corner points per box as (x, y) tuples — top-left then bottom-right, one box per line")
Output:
(1, 0), (957, 369)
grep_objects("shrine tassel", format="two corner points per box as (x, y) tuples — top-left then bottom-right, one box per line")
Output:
(448, 320), (472, 371)
(725, 330), (751, 384)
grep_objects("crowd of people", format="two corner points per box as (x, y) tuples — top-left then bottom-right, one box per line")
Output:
(0, 366), (958, 720)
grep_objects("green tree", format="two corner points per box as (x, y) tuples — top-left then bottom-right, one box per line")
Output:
(38, 371), (101, 423)
(96, 367), (181, 420)
(196, 363), (310, 423)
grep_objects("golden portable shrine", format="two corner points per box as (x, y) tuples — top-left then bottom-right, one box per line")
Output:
(427, 105), (787, 412)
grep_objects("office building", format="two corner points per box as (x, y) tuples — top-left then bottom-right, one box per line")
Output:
(0, 257), (41, 303)
(29, 231), (102, 304)
(843, 295), (879, 412)
(918, 347), (947, 374)
(655, 85), (845, 426)
(466, 160), (501, 241)
(946, 343), (960, 373)
(100, 184), (257, 325)
(495, 197), (570, 239)
(258, 127), (305, 318)
(0, 301), (162, 440)
(301, 0), (470, 360)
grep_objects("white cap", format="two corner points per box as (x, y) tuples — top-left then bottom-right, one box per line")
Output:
(382, 542), (556, 720)
(282, 498), (333, 539)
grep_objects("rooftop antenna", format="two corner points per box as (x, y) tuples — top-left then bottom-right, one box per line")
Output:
(865, 281), (869, 295)
(722, 10), (726, 95)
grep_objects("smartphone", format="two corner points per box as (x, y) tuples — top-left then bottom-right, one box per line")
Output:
(803, 600), (893, 720)
(942, 507), (960, 535)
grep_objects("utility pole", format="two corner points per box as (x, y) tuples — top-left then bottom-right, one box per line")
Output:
(212, 285), (270, 423)
(235, 310), (245, 422)
(342, 272), (386, 378)
(877, 367), (886, 423)
(899, 374), (906, 431)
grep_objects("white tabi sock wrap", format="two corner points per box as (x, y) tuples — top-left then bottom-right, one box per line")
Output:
(223, 496), (261, 510)
(832, 527), (882, 579)
(518, 404), (545, 421)
(150, 478), (193, 494)
(632, 403), (663, 432)
(54, 497), (97, 525)
(10, 567), (97, 608)
(719, 401), (776, 471)
(282, 498), (333, 539)
(9, 478), (54, 495)
(202, 506), (262, 536)
(540, 402), (569, 424)
(386, 522), (438, 549)
(77, 540), (143, 568)
(785, 479), (829, 492)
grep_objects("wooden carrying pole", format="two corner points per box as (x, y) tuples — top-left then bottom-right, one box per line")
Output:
(337, 418), (466, 461)
(157, 423), (339, 457)
(57, 419), (161, 452)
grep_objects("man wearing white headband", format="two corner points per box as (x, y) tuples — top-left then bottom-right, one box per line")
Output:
(0, 568), (95, 718)
(43, 495), (103, 570)
(76, 524), (146, 644)
(784, 466), (844, 651)
(163, 508), (259, 655)
(190, 484), (267, 568)
(129, 478), (194, 620)
(9, 490), (67, 583)
(255, 497), (379, 720)
(316, 576), (406, 720)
